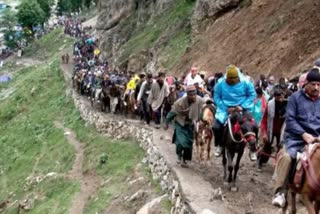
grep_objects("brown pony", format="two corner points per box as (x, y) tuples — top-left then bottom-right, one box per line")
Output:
(195, 99), (215, 164)
(284, 143), (320, 214)
(123, 90), (136, 118)
(65, 53), (70, 64)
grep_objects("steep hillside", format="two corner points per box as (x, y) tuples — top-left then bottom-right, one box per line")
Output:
(176, 0), (320, 78)
(97, 0), (320, 78)
(96, 0), (195, 73)
(0, 29), (170, 214)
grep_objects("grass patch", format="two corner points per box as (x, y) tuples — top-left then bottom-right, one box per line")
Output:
(159, 28), (191, 69)
(0, 58), (145, 213)
(118, 0), (195, 68)
(24, 28), (75, 60)
(64, 110), (145, 214)
(0, 61), (78, 213)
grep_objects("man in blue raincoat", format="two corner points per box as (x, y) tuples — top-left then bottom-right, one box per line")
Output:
(213, 65), (256, 157)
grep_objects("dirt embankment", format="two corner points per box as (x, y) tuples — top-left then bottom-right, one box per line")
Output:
(175, 0), (320, 79)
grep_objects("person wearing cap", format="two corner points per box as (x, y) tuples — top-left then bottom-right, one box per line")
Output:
(272, 68), (320, 208)
(164, 85), (204, 167)
(258, 88), (287, 171)
(137, 73), (154, 124)
(147, 72), (170, 128)
(213, 65), (256, 158)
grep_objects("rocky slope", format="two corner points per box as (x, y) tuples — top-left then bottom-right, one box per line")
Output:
(96, 0), (320, 78)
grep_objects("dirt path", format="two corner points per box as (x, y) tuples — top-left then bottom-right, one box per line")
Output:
(54, 122), (101, 214)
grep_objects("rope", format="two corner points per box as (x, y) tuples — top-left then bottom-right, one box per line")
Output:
(227, 117), (244, 143)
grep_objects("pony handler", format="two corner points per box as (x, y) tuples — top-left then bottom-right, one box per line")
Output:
(164, 85), (204, 167)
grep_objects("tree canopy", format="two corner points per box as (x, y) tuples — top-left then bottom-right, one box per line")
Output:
(17, 0), (45, 29)
(36, 0), (54, 21)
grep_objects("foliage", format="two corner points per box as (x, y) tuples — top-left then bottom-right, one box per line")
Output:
(84, 0), (93, 8)
(0, 9), (19, 48)
(36, 0), (54, 21)
(17, 0), (45, 30)
(0, 8), (17, 31)
(57, 0), (84, 15)
(56, 0), (70, 15)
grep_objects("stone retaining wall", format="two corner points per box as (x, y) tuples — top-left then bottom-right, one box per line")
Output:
(63, 71), (194, 213)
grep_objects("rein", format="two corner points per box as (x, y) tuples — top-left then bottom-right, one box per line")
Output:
(227, 117), (256, 144)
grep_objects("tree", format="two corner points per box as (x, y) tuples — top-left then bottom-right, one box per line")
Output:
(84, 0), (93, 8)
(56, 0), (74, 15)
(70, 0), (83, 12)
(0, 8), (17, 31)
(36, 0), (54, 21)
(17, 0), (45, 30)
(0, 9), (19, 48)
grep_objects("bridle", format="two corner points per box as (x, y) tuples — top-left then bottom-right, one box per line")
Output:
(227, 116), (256, 144)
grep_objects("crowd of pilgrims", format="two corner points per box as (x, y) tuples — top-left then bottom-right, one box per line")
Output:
(66, 26), (319, 157)
(69, 33), (304, 128)
(61, 17), (320, 210)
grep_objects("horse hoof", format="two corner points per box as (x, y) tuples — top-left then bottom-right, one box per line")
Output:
(230, 186), (238, 192)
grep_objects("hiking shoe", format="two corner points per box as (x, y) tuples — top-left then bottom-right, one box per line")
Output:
(176, 156), (182, 164)
(249, 152), (257, 161)
(272, 192), (286, 208)
(180, 160), (188, 168)
(154, 124), (161, 129)
(257, 164), (262, 172)
(214, 146), (222, 157)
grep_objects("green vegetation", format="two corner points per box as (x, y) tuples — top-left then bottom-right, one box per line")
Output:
(36, 0), (54, 21)
(118, 0), (195, 69)
(0, 61), (78, 213)
(17, 0), (45, 29)
(159, 28), (191, 69)
(57, 0), (96, 15)
(0, 8), (19, 48)
(0, 29), (148, 213)
(24, 28), (75, 60)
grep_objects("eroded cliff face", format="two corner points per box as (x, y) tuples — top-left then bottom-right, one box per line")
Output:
(191, 0), (241, 35)
(176, 0), (320, 78)
(97, 0), (320, 78)
(96, 0), (181, 73)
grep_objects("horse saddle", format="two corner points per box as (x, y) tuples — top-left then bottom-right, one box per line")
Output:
(291, 144), (319, 190)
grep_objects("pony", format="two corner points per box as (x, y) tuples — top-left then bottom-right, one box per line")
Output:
(282, 142), (320, 214)
(99, 84), (111, 113)
(73, 71), (85, 94)
(195, 99), (215, 164)
(222, 110), (258, 191)
(122, 90), (136, 118)
(61, 54), (66, 64)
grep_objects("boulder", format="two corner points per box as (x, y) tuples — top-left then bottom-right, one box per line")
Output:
(137, 194), (168, 214)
